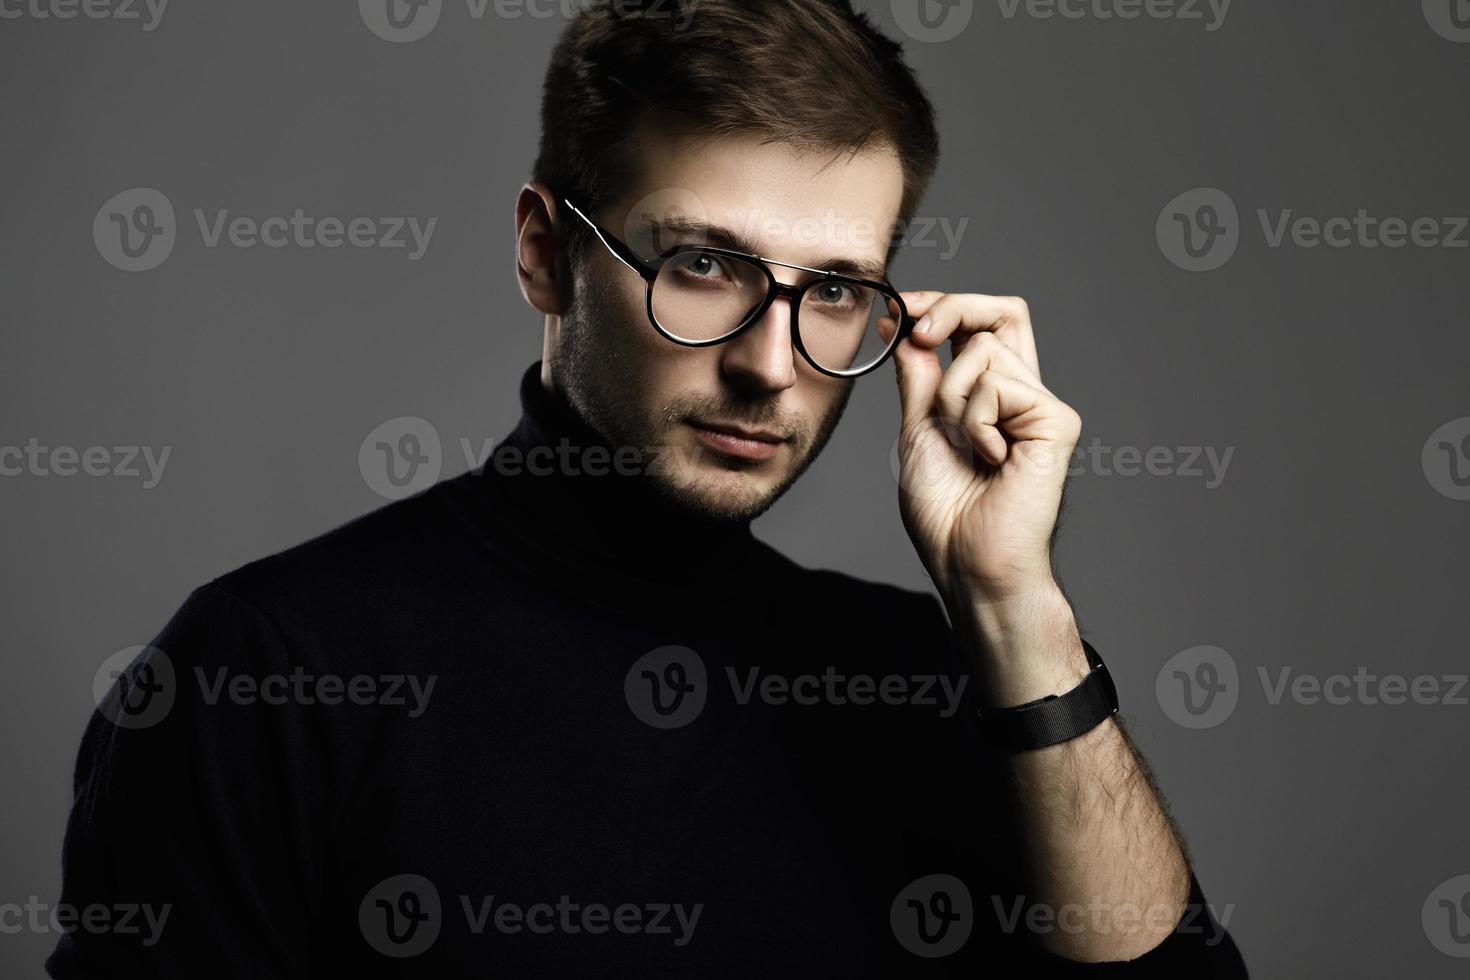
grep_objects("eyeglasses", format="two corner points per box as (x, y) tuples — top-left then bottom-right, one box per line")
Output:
(562, 197), (914, 378)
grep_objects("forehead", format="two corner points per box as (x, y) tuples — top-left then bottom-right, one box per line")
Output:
(616, 123), (906, 269)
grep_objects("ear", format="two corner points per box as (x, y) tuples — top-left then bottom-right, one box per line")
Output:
(516, 181), (565, 316)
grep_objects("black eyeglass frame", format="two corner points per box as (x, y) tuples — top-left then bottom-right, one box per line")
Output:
(562, 197), (914, 379)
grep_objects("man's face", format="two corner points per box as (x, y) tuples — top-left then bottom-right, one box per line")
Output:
(553, 126), (906, 523)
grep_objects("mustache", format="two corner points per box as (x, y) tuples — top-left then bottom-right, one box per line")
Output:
(663, 401), (808, 443)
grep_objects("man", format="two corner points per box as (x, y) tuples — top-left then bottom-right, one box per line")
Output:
(49, 1), (1247, 976)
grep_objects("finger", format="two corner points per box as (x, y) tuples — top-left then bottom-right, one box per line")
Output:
(879, 313), (944, 433)
(899, 292), (1042, 380)
(936, 330), (1049, 431)
(959, 370), (1082, 466)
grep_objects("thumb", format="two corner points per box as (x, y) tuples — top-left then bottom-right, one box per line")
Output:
(885, 320), (941, 431)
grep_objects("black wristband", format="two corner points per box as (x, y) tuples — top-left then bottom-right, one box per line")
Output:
(976, 639), (1119, 751)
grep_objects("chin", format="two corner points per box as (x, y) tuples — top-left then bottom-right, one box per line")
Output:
(659, 467), (779, 523)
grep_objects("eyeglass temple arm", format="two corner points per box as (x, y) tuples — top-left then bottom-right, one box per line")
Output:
(561, 198), (658, 282)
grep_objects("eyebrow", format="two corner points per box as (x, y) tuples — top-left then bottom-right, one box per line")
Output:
(643, 214), (891, 282)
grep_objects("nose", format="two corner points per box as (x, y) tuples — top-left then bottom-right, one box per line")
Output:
(718, 290), (798, 394)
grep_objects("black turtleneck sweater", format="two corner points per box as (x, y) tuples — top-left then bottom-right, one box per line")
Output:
(48, 361), (1247, 978)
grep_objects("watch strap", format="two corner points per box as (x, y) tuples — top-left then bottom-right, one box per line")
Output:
(976, 639), (1118, 751)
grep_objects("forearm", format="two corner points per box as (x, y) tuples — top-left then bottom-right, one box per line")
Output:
(950, 585), (1191, 962)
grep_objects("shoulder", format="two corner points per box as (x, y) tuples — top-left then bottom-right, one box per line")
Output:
(185, 476), (482, 643)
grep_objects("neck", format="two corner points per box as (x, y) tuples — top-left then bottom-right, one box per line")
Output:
(474, 361), (761, 588)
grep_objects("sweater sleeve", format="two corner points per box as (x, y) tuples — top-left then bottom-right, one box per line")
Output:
(1019, 872), (1249, 977)
(46, 584), (332, 980)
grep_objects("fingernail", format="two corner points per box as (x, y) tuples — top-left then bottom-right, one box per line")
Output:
(915, 315), (932, 335)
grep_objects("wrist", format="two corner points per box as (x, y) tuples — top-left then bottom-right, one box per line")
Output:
(945, 582), (1091, 708)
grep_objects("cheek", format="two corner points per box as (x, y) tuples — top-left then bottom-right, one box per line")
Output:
(801, 380), (854, 446)
(613, 274), (647, 330)
(608, 274), (681, 360)
(577, 253), (650, 342)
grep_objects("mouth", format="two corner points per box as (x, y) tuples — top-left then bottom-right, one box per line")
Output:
(686, 419), (788, 462)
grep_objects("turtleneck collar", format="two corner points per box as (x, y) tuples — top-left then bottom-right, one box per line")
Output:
(469, 360), (771, 593)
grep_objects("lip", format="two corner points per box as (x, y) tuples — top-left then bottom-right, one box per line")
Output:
(692, 420), (787, 443)
(688, 420), (787, 461)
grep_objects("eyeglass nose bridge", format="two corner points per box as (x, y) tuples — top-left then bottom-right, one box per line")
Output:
(744, 278), (805, 324)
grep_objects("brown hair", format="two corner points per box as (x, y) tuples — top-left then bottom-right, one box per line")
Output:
(533, 0), (940, 261)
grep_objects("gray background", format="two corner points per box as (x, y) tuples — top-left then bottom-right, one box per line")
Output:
(3, 0), (1469, 975)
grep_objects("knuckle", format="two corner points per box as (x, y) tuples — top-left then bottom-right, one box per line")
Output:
(1002, 295), (1030, 319)
(970, 331), (1003, 357)
(934, 387), (965, 419)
